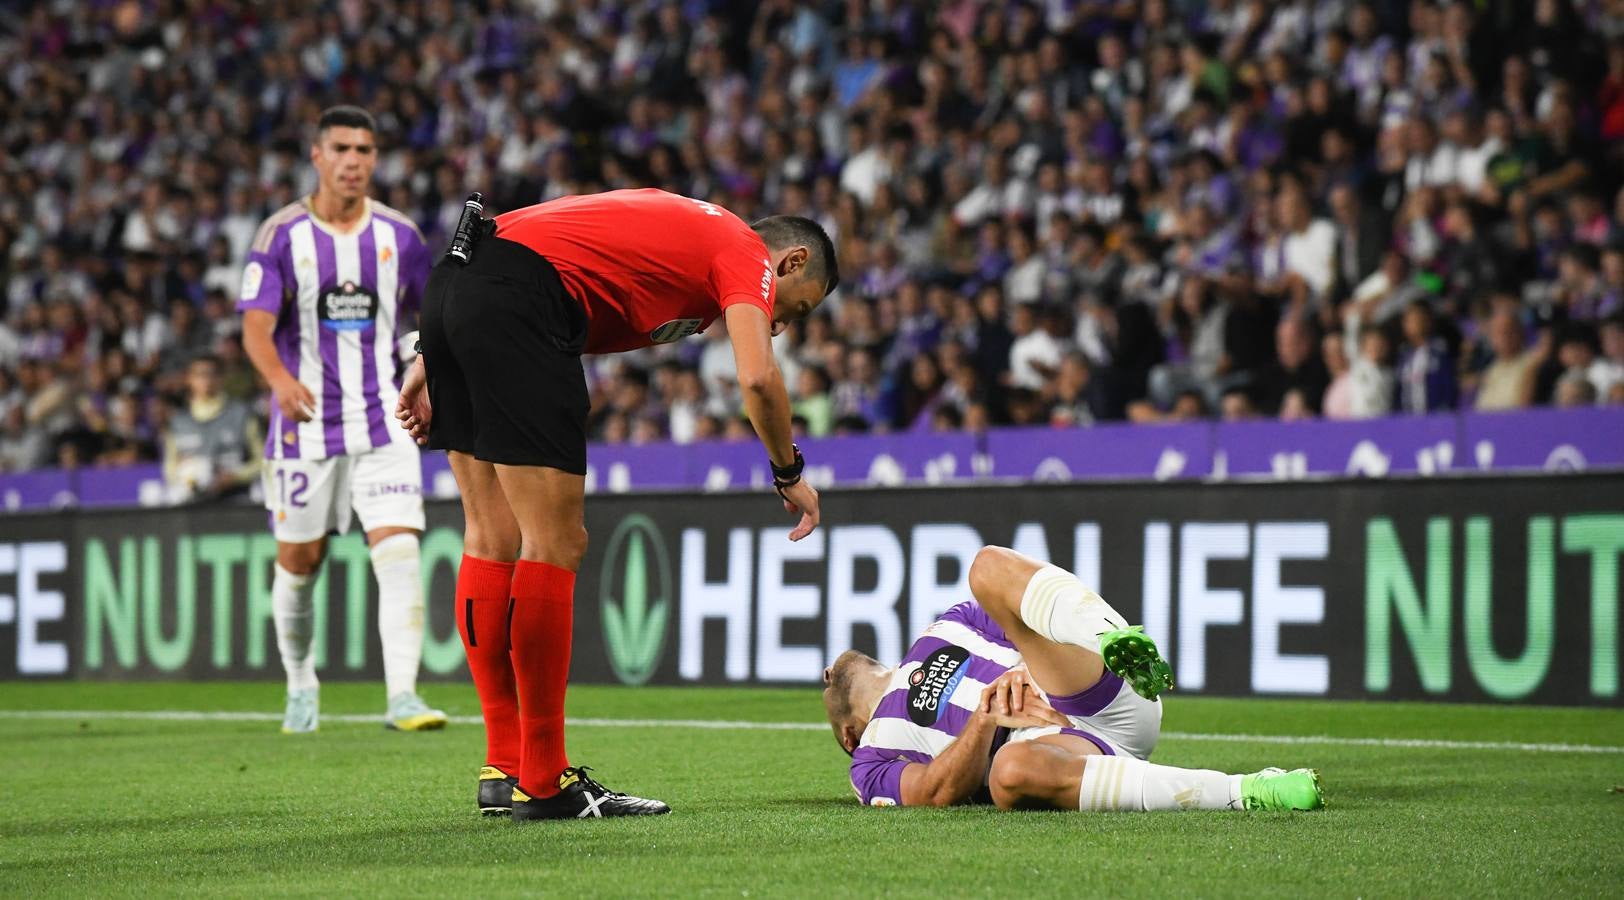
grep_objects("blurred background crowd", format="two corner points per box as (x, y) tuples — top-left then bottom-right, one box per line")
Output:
(2, 0), (1623, 484)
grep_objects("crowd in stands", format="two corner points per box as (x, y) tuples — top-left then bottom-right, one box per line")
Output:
(2, 0), (1623, 476)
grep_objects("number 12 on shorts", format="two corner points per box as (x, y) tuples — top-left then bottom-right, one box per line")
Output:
(275, 467), (310, 509)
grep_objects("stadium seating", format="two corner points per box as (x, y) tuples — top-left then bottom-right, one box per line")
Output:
(0, 0), (1620, 481)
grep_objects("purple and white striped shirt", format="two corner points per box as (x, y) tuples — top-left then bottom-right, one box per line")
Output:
(238, 198), (431, 460)
(849, 602), (1026, 807)
(850, 602), (1136, 806)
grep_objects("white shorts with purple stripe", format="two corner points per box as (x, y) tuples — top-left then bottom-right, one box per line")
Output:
(1006, 670), (1163, 760)
(262, 439), (425, 543)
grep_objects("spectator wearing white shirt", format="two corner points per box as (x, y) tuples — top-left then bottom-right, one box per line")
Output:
(1003, 226), (1047, 306)
(839, 118), (890, 207)
(1349, 326), (1396, 418)
(1277, 186), (1338, 305)
(1008, 303), (1063, 391)
(1556, 326), (1614, 402)
(1402, 116), (1458, 190)
(953, 153), (1032, 228)
(1597, 317), (1624, 399)
(1444, 107), (1501, 197)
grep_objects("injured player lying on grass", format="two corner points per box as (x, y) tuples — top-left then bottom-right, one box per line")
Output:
(822, 546), (1325, 812)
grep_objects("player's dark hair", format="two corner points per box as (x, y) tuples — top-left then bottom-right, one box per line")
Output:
(752, 215), (840, 297)
(316, 105), (377, 137)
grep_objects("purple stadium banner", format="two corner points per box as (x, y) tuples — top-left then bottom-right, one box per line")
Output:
(1214, 415), (1461, 479)
(3, 407), (1620, 511)
(984, 421), (1212, 482)
(0, 469), (76, 511)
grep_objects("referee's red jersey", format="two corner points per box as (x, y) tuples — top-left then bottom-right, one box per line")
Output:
(493, 189), (778, 354)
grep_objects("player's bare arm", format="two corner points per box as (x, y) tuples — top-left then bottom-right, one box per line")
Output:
(897, 669), (1070, 807)
(242, 308), (315, 423)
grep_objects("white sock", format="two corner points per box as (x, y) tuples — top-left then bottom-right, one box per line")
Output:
(371, 533), (425, 699)
(272, 563), (319, 692)
(1077, 756), (1243, 812)
(1018, 565), (1129, 653)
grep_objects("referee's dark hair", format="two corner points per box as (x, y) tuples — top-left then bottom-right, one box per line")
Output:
(752, 215), (840, 296)
(316, 105), (377, 136)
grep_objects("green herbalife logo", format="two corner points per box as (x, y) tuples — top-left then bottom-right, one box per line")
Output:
(600, 514), (672, 685)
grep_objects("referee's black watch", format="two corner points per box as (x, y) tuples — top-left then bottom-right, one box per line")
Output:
(772, 444), (805, 499)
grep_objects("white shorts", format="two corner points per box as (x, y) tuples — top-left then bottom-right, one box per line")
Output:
(262, 439), (426, 543)
(1008, 678), (1163, 760)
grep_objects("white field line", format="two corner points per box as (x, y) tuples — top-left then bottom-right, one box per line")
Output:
(0, 708), (1620, 755)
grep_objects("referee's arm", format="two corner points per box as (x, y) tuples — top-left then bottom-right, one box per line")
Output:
(725, 303), (820, 541)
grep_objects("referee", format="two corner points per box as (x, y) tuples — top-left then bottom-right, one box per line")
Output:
(396, 188), (836, 821)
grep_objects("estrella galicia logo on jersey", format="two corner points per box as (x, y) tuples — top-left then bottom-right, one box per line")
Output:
(649, 318), (703, 344)
(906, 645), (971, 727)
(317, 281), (379, 332)
(600, 514), (672, 685)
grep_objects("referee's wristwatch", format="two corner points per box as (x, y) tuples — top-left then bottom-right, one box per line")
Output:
(772, 444), (805, 502)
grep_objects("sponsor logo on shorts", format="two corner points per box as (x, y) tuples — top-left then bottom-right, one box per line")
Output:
(366, 483), (421, 497)
(317, 281), (379, 332)
(240, 262), (264, 301)
(869, 796), (897, 807)
(906, 645), (970, 727)
(649, 318), (703, 344)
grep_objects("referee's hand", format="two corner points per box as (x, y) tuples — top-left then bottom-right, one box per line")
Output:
(779, 479), (820, 542)
(395, 355), (432, 445)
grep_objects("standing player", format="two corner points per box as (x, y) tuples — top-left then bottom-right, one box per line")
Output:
(240, 106), (445, 734)
(395, 189), (837, 820)
(822, 546), (1323, 812)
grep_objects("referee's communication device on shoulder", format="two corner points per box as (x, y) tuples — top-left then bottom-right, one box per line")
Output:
(446, 192), (494, 264)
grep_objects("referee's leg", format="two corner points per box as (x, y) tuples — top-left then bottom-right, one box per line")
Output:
(491, 463), (586, 798)
(447, 451), (524, 812)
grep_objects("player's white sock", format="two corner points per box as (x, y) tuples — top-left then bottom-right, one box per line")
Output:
(371, 533), (425, 699)
(272, 563), (319, 692)
(1077, 756), (1243, 812)
(1017, 565), (1128, 654)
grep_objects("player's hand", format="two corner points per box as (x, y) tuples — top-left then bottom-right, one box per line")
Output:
(271, 374), (317, 423)
(394, 354), (432, 445)
(979, 668), (1070, 730)
(779, 478), (820, 541)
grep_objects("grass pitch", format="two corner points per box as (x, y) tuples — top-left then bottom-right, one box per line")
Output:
(1, 682), (1619, 897)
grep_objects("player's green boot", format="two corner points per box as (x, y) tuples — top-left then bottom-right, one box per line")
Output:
(386, 692), (448, 731)
(1098, 625), (1173, 701)
(281, 688), (319, 734)
(1241, 767), (1325, 811)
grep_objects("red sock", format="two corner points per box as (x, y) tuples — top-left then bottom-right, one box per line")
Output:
(509, 560), (575, 797)
(455, 555), (520, 775)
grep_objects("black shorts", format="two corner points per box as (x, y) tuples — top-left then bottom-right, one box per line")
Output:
(421, 237), (589, 473)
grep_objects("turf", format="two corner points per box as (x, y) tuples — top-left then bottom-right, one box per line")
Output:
(1, 683), (1619, 898)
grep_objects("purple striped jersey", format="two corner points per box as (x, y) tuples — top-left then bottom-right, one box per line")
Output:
(237, 198), (431, 460)
(849, 602), (1024, 807)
